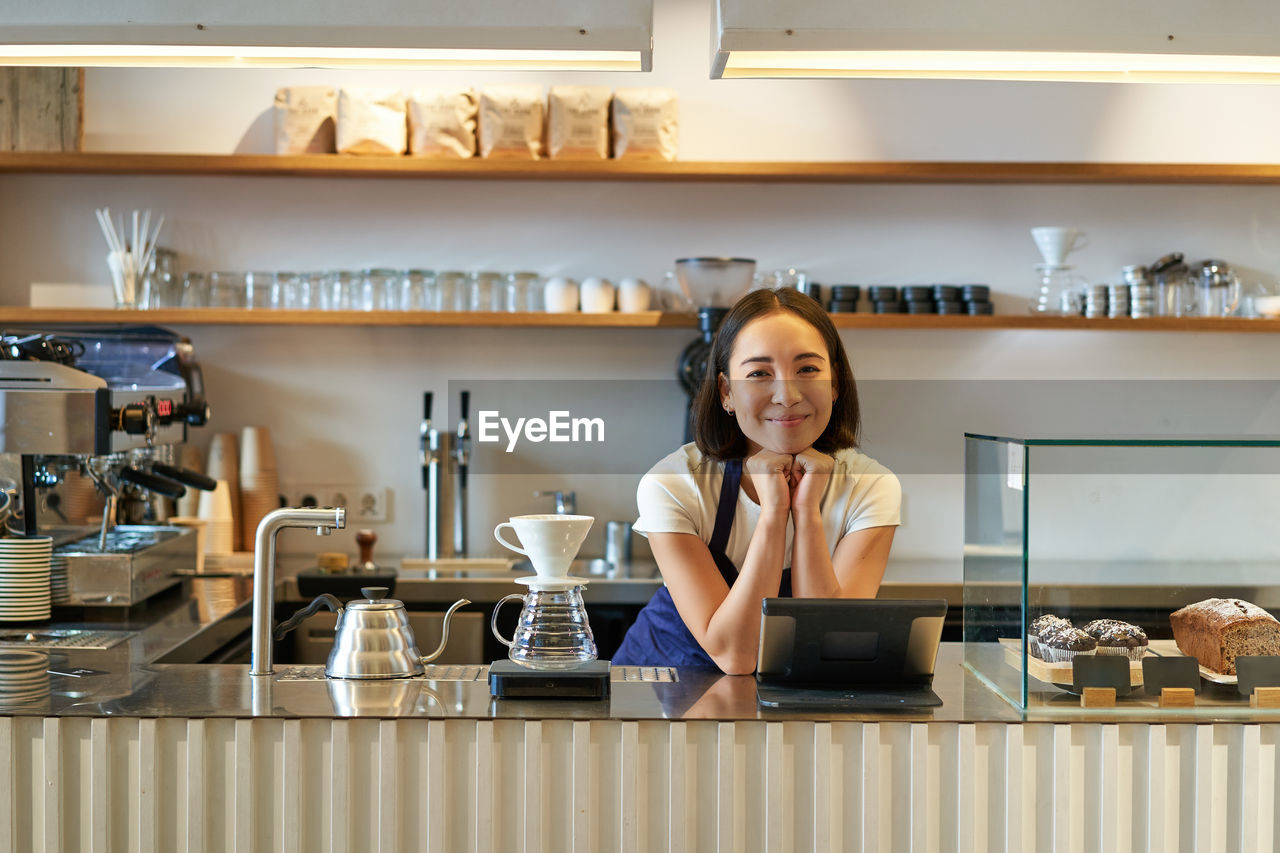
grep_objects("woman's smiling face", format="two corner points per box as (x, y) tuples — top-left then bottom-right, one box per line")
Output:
(718, 310), (836, 456)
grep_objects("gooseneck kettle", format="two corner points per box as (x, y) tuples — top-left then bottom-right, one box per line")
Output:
(275, 587), (469, 679)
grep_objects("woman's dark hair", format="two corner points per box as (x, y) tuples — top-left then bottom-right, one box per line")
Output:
(693, 288), (861, 460)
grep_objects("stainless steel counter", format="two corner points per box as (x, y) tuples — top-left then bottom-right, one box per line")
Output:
(5, 568), (1279, 723)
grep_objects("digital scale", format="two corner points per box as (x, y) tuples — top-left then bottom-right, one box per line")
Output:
(488, 659), (612, 700)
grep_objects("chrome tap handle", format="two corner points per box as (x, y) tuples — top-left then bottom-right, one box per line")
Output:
(453, 389), (471, 557)
(533, 489), (576, 515)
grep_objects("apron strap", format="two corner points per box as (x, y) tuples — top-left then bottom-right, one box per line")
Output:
(707, 458), (742, 586)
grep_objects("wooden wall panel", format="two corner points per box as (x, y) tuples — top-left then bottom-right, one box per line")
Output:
(0, 68), (83, 152)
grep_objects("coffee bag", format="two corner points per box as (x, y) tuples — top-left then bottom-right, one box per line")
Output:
(337, 87), (407, 156)
(478, 86), (544, 160)
(273, 87), (336, 155)
(546, 85), (611, 159)
(612, 88), (678, 161)
(408, 88), (478, 158)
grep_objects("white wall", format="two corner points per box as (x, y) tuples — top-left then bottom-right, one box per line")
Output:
(5, 0), (1280, 573)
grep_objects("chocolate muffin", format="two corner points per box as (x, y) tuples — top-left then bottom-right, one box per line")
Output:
(1039, 625), (1097, 664)
(1027, 615), (1071, 660)
(1081, 619), (1148, 662)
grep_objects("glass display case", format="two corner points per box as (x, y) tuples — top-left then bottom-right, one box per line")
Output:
(963, 433), (1280, 717)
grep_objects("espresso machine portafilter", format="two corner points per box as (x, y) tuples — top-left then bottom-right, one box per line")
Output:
(0, 328), (214, 605)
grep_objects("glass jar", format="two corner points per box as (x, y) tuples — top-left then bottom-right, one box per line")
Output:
(433, 271), (468, 312)
(244, 271), (276, 309)
(139, 248), (178, 309)
(206, 271), (246, 308)
(467, 271), (505, 312)
(401, 269), (433, 311)
(273, 272), (302, 310)
(360, 268), (399, 311)
(504, 272), (541, 312)
(180, 272), (207, 308)
(326, 271), (359, 310)
(1196, 260), (1241, 317)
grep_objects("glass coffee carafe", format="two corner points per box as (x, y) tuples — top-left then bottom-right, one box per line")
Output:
(491, 585), (598, 670)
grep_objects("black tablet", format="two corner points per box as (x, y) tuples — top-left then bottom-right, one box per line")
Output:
(755, 598), (948, 710)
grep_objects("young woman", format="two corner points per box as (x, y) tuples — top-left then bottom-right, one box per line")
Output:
(613, 288), (901, 674)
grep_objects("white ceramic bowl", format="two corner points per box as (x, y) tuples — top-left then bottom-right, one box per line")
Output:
(1253, 295), (1280, 317)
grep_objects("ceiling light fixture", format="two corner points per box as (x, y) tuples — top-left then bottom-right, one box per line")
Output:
(713, 0), (1280, 82)
(0, 0), (652, 71)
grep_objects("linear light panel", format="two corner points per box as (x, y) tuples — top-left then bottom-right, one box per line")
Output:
(0, 0), (652, 71)
(714, 0), (1280, 82)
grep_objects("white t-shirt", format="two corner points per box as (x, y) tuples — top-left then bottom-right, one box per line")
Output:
(634, 442), (901, 573)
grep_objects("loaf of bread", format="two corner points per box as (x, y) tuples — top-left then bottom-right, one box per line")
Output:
(1170, 598), (1280, 675)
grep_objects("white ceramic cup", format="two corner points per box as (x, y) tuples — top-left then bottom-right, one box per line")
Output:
(543, 277), (580, 312)
(1030, 226), (1088, 267)
(617, 277), (652, 312)
(580, 277), (616, 313)
(493, 514), (594, 578)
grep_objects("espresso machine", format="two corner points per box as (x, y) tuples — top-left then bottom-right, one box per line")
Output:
(0, 327), (214, 607)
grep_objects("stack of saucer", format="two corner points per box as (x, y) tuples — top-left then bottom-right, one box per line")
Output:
(239, 426), (280, 552)
(206, 432), (242, 551)
(50, 553), (69, 605)
(0, 650), (50, 711)
(0, 536), (53, 622)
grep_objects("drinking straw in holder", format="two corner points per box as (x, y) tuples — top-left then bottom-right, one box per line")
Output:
(95, 207), (164, 309)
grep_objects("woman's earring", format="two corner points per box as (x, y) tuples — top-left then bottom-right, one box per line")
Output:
(724, 405), (734, 415)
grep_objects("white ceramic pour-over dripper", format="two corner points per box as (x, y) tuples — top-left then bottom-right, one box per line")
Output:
(1031, 226), (1088, 267)
(493, 514), (594, 579)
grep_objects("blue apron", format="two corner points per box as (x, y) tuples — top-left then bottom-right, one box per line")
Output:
(613, 458), (793, 669)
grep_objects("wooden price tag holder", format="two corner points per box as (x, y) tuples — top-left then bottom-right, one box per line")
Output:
(1237, 656), (1280, 708)
(1159, 687), (1197, 708)
(1250, 688), (1280, 709)
(1073, 655), (1130, 707)
(1142, 656), (1200, 708)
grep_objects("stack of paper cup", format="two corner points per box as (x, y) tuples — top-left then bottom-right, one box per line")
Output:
(239, 426), (280, 552)
(197, 481), (235, 556)
(206, 433), (242, 551)
(174, 444), (205, 518)
(0, 536), (53, 622)
(62, 470), (104, 525)
(168, 516), (208, 572)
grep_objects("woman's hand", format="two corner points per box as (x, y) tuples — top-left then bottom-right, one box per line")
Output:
(788, 448), (834, 513)
(744, 449), (793, 513)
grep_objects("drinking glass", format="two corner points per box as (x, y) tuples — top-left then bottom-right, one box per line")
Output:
(360, 268), (399, 311)
(139, 248), (178, 309)
(434, 271), (468, 312)
(207, 272), (246, 308)
(244, 271), (276, 309)
(180, 272), (208, 308)
(467, 271), (504, 312)
(274, 272), (302, 309)
(299, 272), (327, 310)
(505, 272), (541, 312)
(401, 270), (432, 311)
(327, 271), (359, 310)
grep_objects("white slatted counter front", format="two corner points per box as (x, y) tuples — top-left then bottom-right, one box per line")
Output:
(2, 717), (1276, 853)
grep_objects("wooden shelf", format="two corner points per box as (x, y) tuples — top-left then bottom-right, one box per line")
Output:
(4, 152), (1280, 184)
(3, 307), (1279, 332)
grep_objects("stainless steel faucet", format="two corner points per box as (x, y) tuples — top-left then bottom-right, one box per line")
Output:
(533, 489), (576, 515)
(250, 506), (346, 676)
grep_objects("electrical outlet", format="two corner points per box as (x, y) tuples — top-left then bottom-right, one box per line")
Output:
(282, 484), (391, 523)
